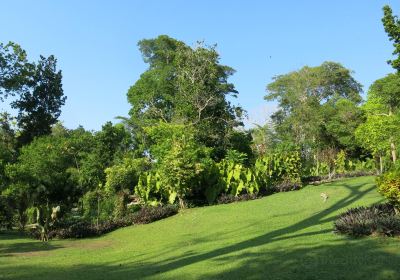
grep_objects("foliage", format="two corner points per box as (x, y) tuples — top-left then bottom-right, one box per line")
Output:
(140, 123), (217, 207)
(79, 122), (133, 190)
(105, 157), (150, 194)
(131, 205), (178, 224)
(334, 150), (347, 174)
(334, 203), (400, 237)
(0, 41), (32, 101)
(265, 62), (362, 154)
(127, 35), (244, 160)
(4, 134), (90, 239)
(216, 193), (258, 204)
(31, 205), (179, 239)
(81, 189), (115, 224)
(382, 5), (400, 71)
(376, 169), (400, 207)
(11, 55), (66, 145)
(323, 99), (365, 155)
(216, 151), (302, 199)
(0, 112), (16, 190)
(355, 74), (400, 167)
(0, 195), (13, 229)
(217, 160), (255, 196)
(250, 124), (276, 156)
(224, 149), (248, 165)
(355, 115), (399, 157)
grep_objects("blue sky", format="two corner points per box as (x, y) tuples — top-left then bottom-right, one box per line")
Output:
(0, 0), (399, 130)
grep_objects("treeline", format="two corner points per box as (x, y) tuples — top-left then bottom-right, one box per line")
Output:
(1, 5), (400, 240)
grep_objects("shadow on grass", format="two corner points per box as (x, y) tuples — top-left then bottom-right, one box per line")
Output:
(0, 241), (63, 257)
(2, 240), (399, 280)
(0, 232), (63, 257)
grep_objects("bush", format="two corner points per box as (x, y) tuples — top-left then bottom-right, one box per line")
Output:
(31, 205), (179, 239)
(216, 193), (258, 204)
(132, 205), (178, 224)
(376, 170), (400, 207)
(82, 190), (115, 223)
(0, 195), (13, 229)
(334, 203), (400, 237)
(274, 180), (302, 192)
(105, 157), (151, 194)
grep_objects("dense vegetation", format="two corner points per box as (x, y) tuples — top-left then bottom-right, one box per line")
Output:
(1, 5), (400, 242)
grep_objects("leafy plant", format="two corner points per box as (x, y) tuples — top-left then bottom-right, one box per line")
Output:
(376, 169), (400, 209)
(335, 150), (347, 174)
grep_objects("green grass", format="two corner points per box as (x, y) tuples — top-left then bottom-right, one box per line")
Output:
(1, 176), (400, 280)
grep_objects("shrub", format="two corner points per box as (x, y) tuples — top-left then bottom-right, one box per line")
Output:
(132, 205), (178, 224)
(376, 170), (400, 207)
(82, 190), (115, 223)
(334, 203), (400, 237)
(216, 193), (258, 204)
(334, 150), (346, 174)
(274, 179), (302, 192)
(0, 195), (13, 229)
(105, 157), (151, 194)
(29, 205), (178, 240)
(253, 151), (302, 191)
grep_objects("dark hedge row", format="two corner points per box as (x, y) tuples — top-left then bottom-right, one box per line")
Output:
(30, 205), (179, 240)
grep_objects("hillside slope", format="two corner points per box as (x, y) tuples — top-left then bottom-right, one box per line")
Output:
(1, 176), (400, 280)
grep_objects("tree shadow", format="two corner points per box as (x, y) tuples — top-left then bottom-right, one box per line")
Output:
(2, 239), (399, 280)
(0, 240), (63, 257)
(196, 240), (400, 280)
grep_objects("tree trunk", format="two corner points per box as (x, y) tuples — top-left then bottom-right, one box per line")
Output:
(379, 155), (383, 174)
(178, 197), (186, 209)
(391, 141), (397, 164)
(389, 108), (397, 164)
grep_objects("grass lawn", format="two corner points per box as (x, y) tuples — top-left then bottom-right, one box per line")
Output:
(1, 176), (400, 280)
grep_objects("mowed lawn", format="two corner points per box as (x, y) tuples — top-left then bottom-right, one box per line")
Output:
(1, 176), (400, 280)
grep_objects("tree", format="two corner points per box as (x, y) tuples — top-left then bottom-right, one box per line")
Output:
(6, 134), (83, 240)
(265, 62), (362, 158)
(382, 5), (400, 71)
(127, 35), (244, 159)
(0, 112), (17, 190)
(322, 98), (365, 156)
(355, 74), (400, 166)
(0, 42), (32, 101)
(144, 122), (212, 208)
(250, 124), (276, 156)
(355, 114), (399, 173)
(3, 126), (100, 237)
(11, 55), (66, 145)
(78, 122), (133, 190)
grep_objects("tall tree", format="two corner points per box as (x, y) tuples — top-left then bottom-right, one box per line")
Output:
(265, 62), (362, 156)
(0, 112), (17, 190)
(11, 55), (66, 145)
(322, 98), (365, 156)
(357, 73), (400, 164)
(0, 42), (32, 101)
(127, 35), (244, 159)
(382, 5), (400, 72)
(78, 122), (133, 190)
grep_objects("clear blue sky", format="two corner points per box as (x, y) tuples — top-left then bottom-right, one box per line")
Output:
(1, 0), (399, 130)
